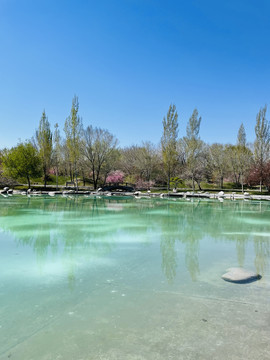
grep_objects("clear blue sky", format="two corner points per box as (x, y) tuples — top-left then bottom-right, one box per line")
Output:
(0, 0), (269, 148)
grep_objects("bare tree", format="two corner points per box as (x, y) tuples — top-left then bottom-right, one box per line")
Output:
(209, 143), (228, 188)
(84, 126), (118, 189)
(119, 145), (142, 179)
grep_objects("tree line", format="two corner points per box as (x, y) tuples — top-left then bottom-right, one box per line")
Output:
(0, 96), (270, 192)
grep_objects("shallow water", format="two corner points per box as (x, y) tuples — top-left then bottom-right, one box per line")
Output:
(0, 196), (269, 359)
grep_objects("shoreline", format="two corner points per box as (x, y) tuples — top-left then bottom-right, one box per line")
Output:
(1, 189), (270, 201)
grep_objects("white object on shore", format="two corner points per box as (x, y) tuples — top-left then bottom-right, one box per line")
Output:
(218, 191), (224, 197)
(62, 190), (73, 196)
(0, 187), (9, 195)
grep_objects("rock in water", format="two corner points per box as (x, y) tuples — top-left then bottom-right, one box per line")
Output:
(222, 267), (261, 284)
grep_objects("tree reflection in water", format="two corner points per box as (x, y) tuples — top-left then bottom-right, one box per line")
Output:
(0, 196), (269, 283)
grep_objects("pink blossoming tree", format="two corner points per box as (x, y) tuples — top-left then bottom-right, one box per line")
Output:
(106, 170), (124, 184)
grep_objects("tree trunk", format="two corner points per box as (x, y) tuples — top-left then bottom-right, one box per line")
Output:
(92, 169), (97, 190)
(74, 160), (78, 192)
(167, 171), (170, 191)
(75, 172), (78, 192)
(241, 173), (244, 193)
(27, 175), (31, 189)
(96, 168), (101, 190)
(220, 176), (223, 189)
(44, 164), (47, 188)
(192, 175), (195, 192)
(56, 166), (58, 190)
(237, 174), (240, 185)
(260, 179), (262, 193)
(103, 171), (109, 186)
(69, 164), (73, 182)
(196, 180), (202, 191)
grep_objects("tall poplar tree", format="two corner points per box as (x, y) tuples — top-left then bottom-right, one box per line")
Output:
(64, 96), (83, 190)
(254, 106), (270, 192)
(161, 104), (179, 190)
(236, 123), (252, 193)
(183, 108), (203, 191)
(237, 123), (246, 147)
(36, 110), (52, 188)
(53, 123), (61, 190)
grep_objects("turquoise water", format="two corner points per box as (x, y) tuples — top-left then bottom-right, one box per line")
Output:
(0, 196), (269, 359)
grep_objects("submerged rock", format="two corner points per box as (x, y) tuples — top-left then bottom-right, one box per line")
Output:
(222, 267), (261, 284)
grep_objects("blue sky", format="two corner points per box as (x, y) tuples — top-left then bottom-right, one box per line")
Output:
(0, 0), (269, 148)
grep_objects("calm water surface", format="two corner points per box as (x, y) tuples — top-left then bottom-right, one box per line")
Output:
(0, 195), (269, 359)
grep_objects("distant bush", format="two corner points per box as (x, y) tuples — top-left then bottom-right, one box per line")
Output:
(170, 177), (185, 189)
(135, 179), (155, 190)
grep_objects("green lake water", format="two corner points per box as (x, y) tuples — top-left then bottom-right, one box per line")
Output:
(0, 195), (269, 359)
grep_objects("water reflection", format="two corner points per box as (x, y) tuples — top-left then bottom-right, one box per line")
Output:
(0, 196), (269, 283)
(159, 203), (177, 283)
